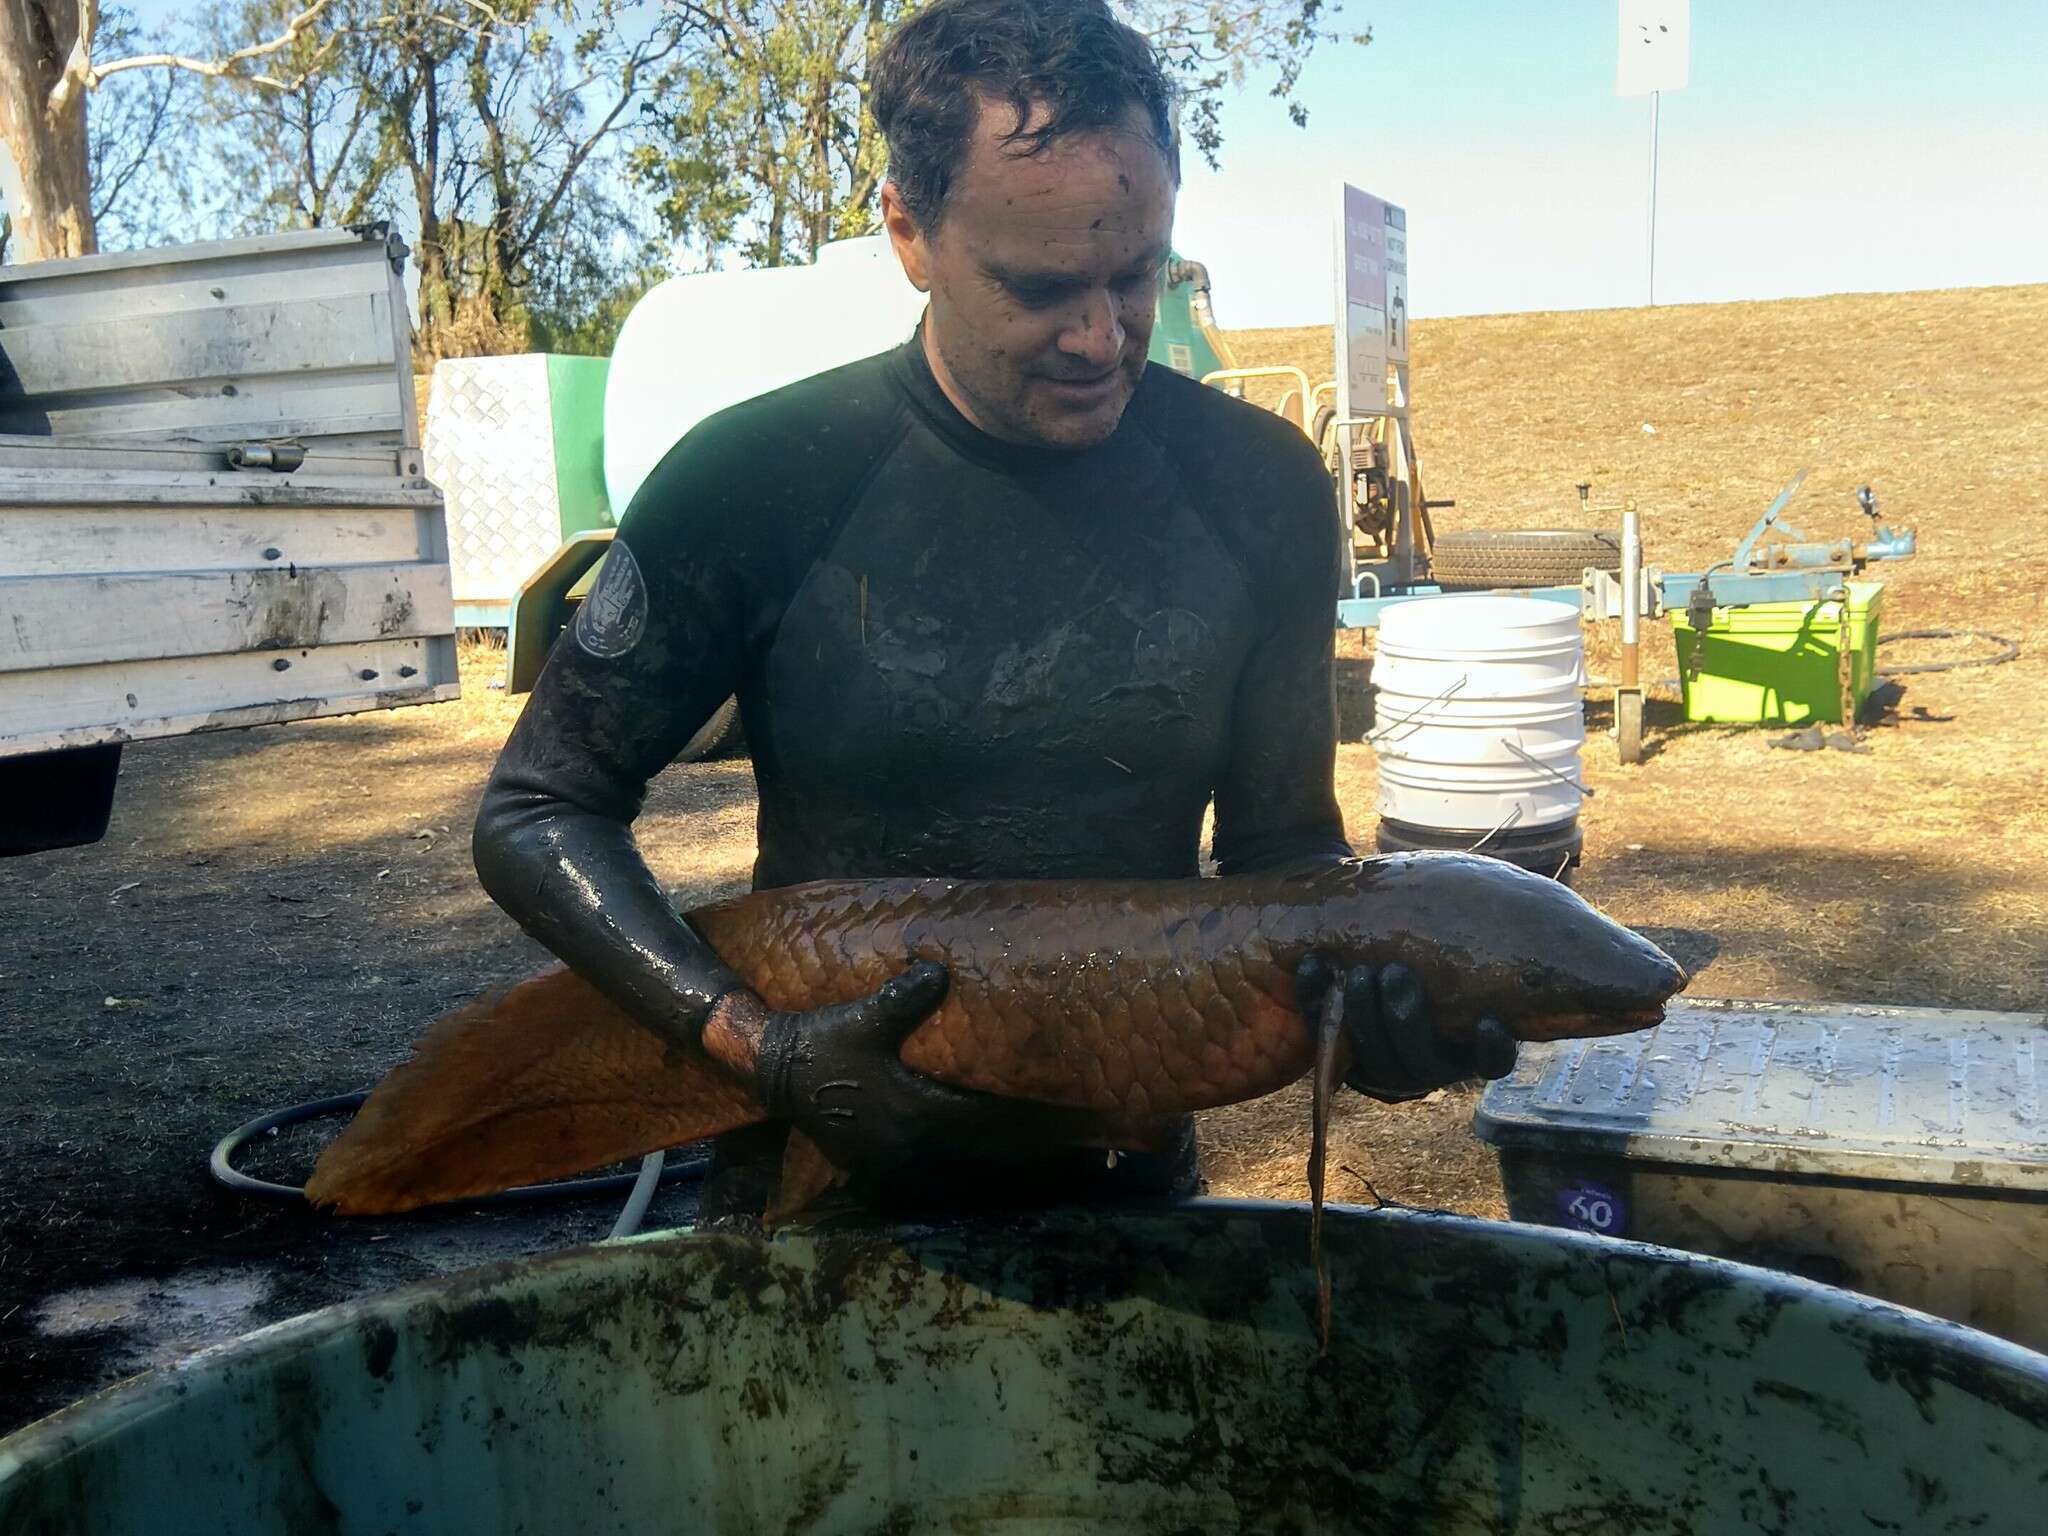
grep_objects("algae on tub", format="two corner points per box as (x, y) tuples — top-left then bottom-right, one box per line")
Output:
(2, 1203), (2042, 1535)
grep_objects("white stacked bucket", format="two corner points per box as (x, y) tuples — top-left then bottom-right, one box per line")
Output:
(1368, 595), (1588, 881)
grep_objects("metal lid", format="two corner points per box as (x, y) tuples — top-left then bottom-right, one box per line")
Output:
(1473, 999), (2047, 1192)
(0, 226), (422, 480)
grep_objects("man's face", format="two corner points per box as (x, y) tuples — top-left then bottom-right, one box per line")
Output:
(884, 102), (1176, 451)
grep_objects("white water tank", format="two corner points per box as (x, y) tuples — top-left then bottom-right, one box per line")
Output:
(603, 236), (929, 517)
(1368, 595), (1587, 836)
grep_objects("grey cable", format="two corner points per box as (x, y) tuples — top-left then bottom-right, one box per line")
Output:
(609, 1151), (668, 1239)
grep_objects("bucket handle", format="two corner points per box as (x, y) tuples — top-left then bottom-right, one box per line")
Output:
(1467, 802), (1524, 853)
(1367, 672), (1469, 745)
(1501, 739), (1596, 800)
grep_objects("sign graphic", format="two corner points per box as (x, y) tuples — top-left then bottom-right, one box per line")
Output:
(1334, 184), (1407, 419)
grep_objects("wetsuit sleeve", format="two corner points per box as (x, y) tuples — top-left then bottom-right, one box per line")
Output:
(1210, 433), (1354, 874)
(470, 422), (781, 1043)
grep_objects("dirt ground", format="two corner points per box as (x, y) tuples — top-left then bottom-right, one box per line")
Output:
(4, 283), (2044, 1434)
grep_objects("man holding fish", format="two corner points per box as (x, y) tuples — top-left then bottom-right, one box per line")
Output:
(465, 0), (1521, 1223)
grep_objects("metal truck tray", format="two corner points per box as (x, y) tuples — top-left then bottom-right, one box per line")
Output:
(0, 227), (458, 764)
(1474, 998), (2047, 1352)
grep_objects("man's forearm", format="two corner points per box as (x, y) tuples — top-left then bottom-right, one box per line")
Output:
(472, 782), (749, 1055)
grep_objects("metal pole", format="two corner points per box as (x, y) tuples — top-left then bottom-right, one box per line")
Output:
(1647, 90), (1661, 306)
(1616, 503), (1646, 765)
(1620, 507), (1642, 688)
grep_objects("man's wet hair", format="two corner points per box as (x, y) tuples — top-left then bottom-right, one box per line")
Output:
(871, 0), (1181, 231)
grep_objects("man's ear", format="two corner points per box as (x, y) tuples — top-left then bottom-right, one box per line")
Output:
(881, 182), (933, 293)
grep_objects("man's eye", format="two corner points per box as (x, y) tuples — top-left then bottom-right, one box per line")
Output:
(1007, 283), (1067, 308)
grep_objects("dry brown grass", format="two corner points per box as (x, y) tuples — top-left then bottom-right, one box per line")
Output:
(1198, 285), (2048, 1211)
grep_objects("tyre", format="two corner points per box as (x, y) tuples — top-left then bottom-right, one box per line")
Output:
(677, 696), (744, 763)
(1312, 404), (1372, 475)
(1429, 528), (1621, 591)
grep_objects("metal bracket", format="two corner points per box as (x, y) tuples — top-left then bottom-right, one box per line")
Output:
(1580, 565), (1663, 621)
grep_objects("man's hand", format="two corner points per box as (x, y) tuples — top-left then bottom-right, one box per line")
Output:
(734, 961), (1090, 1178)
(1294, 956), (1518, 1103)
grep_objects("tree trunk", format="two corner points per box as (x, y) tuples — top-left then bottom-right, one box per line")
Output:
(0, 0), (98, 259)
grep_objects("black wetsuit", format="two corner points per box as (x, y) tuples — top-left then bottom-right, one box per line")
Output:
(474, 325), (1352, 1216)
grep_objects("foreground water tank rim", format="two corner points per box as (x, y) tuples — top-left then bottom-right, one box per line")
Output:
(2, 1202), (2042, 1534)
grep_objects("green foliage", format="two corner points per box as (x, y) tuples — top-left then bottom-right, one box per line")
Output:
(195, 0), (397, 237)
(632, 0), (1369, 271)
(631, 1), (909, 270)
(1132, 1), (1372, 166)
(189, 0), (680, 361)
(53, 0), (1368, 350)
(524, 239), (670, 356)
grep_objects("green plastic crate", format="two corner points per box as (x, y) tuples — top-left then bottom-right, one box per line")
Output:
(1670, 580), (1883, 725)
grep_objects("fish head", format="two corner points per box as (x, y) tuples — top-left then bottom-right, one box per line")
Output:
(1312, 852), (1687, 1042)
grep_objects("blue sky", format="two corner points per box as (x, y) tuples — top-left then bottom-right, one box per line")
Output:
(1176, 0), (2048, 323)
(118, 0), (2047, 323)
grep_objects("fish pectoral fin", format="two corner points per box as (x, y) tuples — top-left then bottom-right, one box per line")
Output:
(762, 1128), (848, 1229)
(305, 966), (768, 1216)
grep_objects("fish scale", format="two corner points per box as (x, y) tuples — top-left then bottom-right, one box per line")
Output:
(307, 853), (1685, 1217)
(693, 876), (1304, 1113)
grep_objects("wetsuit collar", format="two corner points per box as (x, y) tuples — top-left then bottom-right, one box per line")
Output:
(889, 321), (1120, 475)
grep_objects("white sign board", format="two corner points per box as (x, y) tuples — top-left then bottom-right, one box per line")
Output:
(1334, 183), (1406, 426)
(1617, 0), (1689, 97)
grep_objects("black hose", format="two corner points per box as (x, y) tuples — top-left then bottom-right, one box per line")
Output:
(208, 1091), (707, 1211)
(1875, 628), (2019, 677)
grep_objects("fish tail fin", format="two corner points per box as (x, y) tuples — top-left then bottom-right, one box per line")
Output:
(761, 1128), (850, 1228)
(305, 966), (768, 1216)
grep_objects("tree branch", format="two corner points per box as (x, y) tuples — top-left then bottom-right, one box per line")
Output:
(90, 0), (336, 88)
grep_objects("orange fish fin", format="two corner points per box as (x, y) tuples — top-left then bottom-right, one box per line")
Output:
(761, 1128), (848, 1229)
(306, 966), (768, 1216)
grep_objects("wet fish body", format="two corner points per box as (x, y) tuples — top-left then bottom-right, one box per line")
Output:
(307, 852), (1685, 1215)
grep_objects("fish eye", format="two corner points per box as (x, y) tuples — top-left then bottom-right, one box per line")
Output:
(1518, 963), (1546, 992)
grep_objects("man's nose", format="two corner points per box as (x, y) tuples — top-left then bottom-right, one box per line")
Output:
(1058, 290), (1125, 369)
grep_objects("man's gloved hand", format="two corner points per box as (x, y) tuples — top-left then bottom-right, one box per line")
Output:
(1294, 955), (1518, 1103)
(750, 960), (1089, 1178)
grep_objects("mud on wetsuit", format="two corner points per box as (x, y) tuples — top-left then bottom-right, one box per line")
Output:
(474, 325), (1352, 1219)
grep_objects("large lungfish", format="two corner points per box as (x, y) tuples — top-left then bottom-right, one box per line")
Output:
(307, 851), (1685, 1217)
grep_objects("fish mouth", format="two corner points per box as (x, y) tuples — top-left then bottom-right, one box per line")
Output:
(1514, 1004), (1669, 1042)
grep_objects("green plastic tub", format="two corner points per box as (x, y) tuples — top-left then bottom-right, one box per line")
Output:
(3, 1202), (2044, 1534)
(1671, 579), (1883, 725)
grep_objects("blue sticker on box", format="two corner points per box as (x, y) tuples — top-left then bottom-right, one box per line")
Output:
(1558, 1183), (1626, 1236)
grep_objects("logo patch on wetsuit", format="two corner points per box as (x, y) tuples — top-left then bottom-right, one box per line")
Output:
(572, 542), (648, 659)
